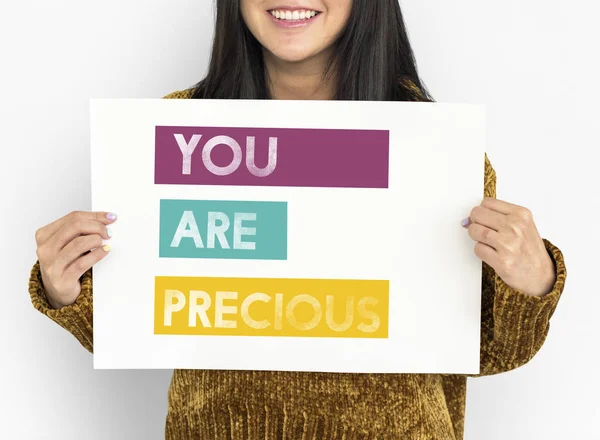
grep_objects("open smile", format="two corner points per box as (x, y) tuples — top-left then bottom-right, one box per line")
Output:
(267, 7), (323, 27)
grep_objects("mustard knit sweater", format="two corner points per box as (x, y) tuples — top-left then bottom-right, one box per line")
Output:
(29, 88), (567, 440)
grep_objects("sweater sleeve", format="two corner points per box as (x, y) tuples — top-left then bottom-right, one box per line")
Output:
(28, 89), (195, 353)
(474, 153), (567, 376)
(29, 260), (94, 353)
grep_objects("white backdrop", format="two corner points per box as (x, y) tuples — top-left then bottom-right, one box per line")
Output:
(1, 1), (598, 439)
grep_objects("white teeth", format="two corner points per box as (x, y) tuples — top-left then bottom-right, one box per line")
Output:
(271, 9), (319, 21)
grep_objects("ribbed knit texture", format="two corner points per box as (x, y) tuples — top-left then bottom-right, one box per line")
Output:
(28, 86), (567, 439)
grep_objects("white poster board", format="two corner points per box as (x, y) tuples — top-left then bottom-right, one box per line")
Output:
(90, 98), (485, 374)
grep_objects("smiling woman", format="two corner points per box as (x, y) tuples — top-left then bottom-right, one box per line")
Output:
(193, 0), (431, 101)
(242, 1), (350, 64)
(28, 0), (568, 439)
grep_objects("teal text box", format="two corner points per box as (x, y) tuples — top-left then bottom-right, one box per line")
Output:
(159, 199), (287, 260)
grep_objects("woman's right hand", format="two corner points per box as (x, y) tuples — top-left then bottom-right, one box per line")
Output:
(35, 211), (116, 309)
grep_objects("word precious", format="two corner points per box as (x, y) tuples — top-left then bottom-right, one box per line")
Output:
(159, 199), (287, 260)
(155, 126), (390, 188)
(154, 276), (390, 338)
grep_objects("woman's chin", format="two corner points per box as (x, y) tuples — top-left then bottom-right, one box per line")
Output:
(266, 47), (322, 65)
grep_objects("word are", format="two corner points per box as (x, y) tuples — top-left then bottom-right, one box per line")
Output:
(159, 199), (287, 260)
(171, 211), (256, 250)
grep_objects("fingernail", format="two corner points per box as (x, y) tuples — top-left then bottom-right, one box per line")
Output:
(461, 217), (470, 227)
(103, 245), (111, 252)
(107, 213), (117, 221)
(106, 227), (113, 238)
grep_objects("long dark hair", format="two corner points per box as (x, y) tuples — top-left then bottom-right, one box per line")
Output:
(191, 0), (432, 102)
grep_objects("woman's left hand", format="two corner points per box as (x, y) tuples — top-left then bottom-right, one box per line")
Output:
(462, 197), (556, 297)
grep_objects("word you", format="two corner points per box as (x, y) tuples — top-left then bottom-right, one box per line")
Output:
(175, 134), (277, 177)
(155, 126), (390, 188)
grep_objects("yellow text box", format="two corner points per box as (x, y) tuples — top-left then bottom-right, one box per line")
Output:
(155, 276), (389, 338)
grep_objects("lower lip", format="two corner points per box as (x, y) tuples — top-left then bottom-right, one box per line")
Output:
(267, 11), (321, 28)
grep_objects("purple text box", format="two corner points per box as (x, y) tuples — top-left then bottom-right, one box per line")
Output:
(155, 126), (389, 189)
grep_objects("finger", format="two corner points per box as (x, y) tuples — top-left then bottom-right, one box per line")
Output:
(468, 205), (506, 232)
(473, 241), (499, 269)
(467, 222), (500, 249)
(480, 197), (522, 215)
(36, 211), (116, 245)
(64, 245), (111, 280)
(49, 218), (113, 253)
(54, 234), (105, 272)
